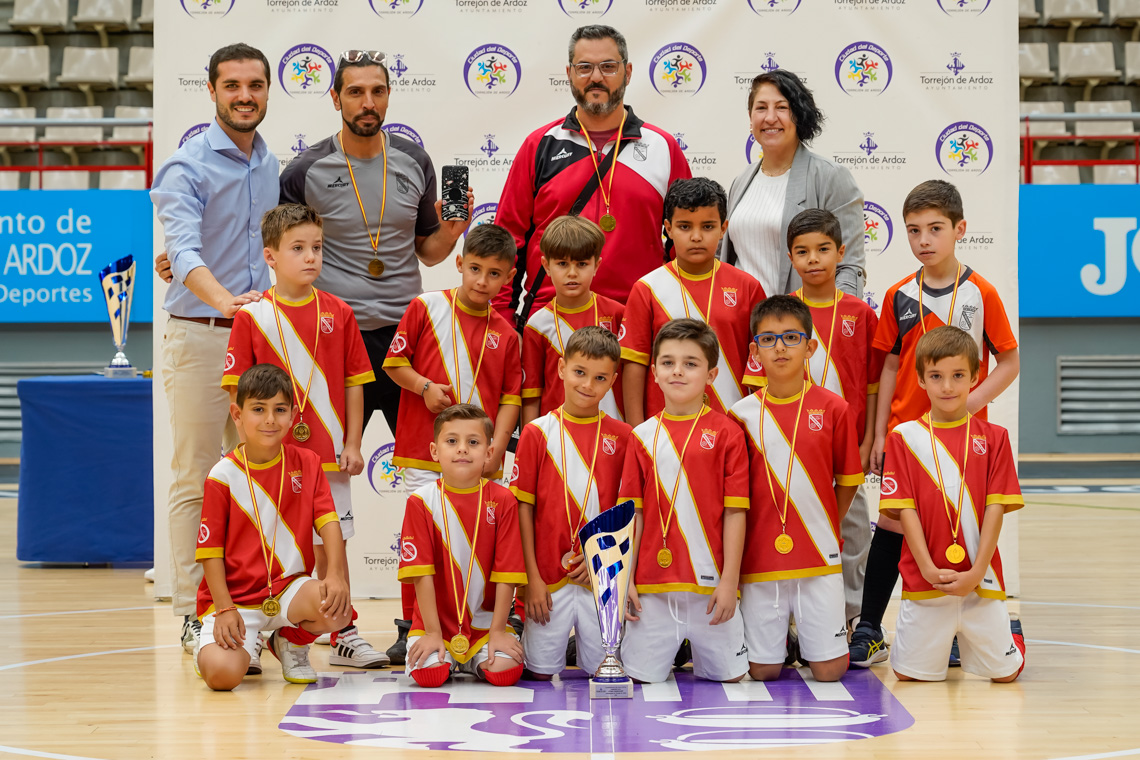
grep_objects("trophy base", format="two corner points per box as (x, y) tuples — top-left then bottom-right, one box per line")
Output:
(104, 366), (138, 378)
(589, 678), (633, 699)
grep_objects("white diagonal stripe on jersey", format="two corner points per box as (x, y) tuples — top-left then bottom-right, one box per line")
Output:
(637, 422), (720, 588)
(214, 457), (306, 579)
(536, 415), (600, 523)
(642, 269), (744, 410)
(895, 421), (1002, 593)
(532, 308), (624, 421)
(735, 395), (839, 566)
(420, 484), (493, 631)
(245, 300), (345, 455)
(807, 332), (844, 398)
(422, 292), (488, 411)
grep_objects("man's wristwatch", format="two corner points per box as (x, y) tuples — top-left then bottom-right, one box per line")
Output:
(421, 380), (432, 396)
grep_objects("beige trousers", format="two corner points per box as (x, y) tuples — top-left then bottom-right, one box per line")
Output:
(162, 318), (238, 616)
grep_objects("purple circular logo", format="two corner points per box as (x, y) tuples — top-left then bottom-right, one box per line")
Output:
(558, 0), (613, 17)
(369, 0), (424, 16)
(744, 133), (764, 165)
(179, 123), (210, 147)
(278, 44), (335, 98)
(650, 43), (707, 97)
(367, 442), (403, 494)
(463, 45), (522, 98)
(863, 201), (894, 256)
(936, 121), (993, 175)
(835, 41), (893, 96)
(937, 0), (990, 15)
(180, 0), (234, 17)
(747, 0), (801, 15)
(382, 123), (424, 147)
(465, 202), (498, 237)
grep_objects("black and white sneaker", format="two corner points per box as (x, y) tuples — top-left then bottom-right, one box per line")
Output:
(181, 615), (202, 655)
(848, 621), (889, 667)
(246, 637), (263, 675)
(330, 626), (390, 668)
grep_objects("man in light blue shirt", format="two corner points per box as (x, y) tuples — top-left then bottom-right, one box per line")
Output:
(150, 43), (279, 657)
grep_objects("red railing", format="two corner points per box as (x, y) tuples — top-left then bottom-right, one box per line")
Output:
(1021, 113), (1140, 184)
(0, 118), (153, 188)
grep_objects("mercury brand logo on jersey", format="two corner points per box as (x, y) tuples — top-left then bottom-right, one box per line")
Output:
(550, 148), (573, 162)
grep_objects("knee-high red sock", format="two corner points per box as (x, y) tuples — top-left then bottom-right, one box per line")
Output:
(329, 607), (360, 646)
(410, 663), (451, 688)
(401, 582), (415, 621)
(483, 663), (524, 687)
(280, 626), (318, 646)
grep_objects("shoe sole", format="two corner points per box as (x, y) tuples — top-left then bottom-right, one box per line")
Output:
(385, 650), (407, 665)
(850, 644), (890, 668)
(282, 672), (317, 684)
(330, 654), (390, 668)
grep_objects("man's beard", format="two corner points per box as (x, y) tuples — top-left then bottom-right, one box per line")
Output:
(216, 102), (265, 133)
(344, 110), (384, 137)
(572, 79), (626, 117)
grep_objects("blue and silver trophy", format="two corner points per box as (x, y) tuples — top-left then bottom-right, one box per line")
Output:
(578, 499), (636, 699)
(98, 255), (137, 378)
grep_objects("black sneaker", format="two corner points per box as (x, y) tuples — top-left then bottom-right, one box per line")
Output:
(949, 636), (961, 667)
(673, 639), (692, 669)
(508, 612), (524, 637)
(181, 615), (202, 655)
(848, 621), (889, 668)
(565, 633), (578, 667)
(784, 628), (802, 667)
(386, 618), (411, 665)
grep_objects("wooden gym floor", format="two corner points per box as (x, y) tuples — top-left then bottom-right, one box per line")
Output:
(1, 490), (1138, 760)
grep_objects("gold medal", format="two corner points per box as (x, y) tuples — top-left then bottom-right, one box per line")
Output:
(657, 547), (673, 568)
(261, 596), (281, 617)
(292, 421), (311, 442)
(945, 543), (966, 564)
(561, 551), (576, 572)
(599, 214), (616, 232)
(774, 533), (794, 554)
(450, 633), (470, 656)
(368, 258), (385, 277)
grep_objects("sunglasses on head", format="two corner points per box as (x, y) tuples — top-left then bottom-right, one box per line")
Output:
(339, 50), (385, 65)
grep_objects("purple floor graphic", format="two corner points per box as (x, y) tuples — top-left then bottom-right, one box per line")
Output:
(280, 668), (914, 752)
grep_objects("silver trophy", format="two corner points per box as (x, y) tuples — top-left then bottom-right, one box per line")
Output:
(98, 255), (138, 378)
(578, 499), (636, 699)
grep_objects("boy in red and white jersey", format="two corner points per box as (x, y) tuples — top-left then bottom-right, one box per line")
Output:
(511, 326), (631, 678)
(398, 404), (528, 688)
(222, 203), (384, 669)
(621, 178), (766, 426)
(521, 216), (624, 426)
(731, 296), (864, 682)
(195, 364), (351, 690)
(852, 180), (1020, 668)
(879, 326), (1025, 682)
(619, 318), (749, 684)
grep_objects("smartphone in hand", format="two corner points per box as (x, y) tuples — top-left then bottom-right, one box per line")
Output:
(441, 165), (469, 221)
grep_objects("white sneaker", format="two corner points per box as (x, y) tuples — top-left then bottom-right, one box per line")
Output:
(144, 568), (155, 583)
(181, 616), (201, 655)
(268, 630), (317, 683)
(315, 632), (331, 645)
(246, 636), (263, 675)
(329, 627), (390, 668)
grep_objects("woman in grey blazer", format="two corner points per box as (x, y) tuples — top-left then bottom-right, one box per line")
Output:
(721, 69), (865, 298)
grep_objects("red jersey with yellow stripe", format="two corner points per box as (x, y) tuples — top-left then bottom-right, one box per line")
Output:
(744, 291), (883, 442)
(618, 408), (750, 595)
(879, 414), (1023, 600)
(195, 445), (338, 618)
(522, 293), (625, 419)
(874, 266), (1017, 431)
(620, 261), (766, 418)
(397, 480), (527, 663)
(383, 289), (523, 472)
(731, 384), (864, 583)
(223, 288), (375, 470)
(509, 410), (632, 593)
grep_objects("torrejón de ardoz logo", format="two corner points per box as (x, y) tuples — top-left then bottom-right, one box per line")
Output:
(649, 43), (707, 97)
(832, 130), (907, 172)
(835, 41), (893, 95)
(464, 45), (522, 98)
(388, 54), (438, 94)
(921, 51), (994, 92)
(278, 44), (335, 98)
(452, 134), (514, 174)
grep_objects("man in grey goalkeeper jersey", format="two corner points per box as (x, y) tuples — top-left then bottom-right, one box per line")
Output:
(279, 50), (473, 667)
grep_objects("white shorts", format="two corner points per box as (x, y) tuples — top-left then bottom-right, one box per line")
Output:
(402, 467), (440, 493)
(522, 583), (604, 676)
(195, 574), (314, 667)
(406, 633), (521, 676)
(314, 470), (353, 544)
(621, 591), (747, 683)
(740, 573), (848, 665)
(892, 594), (1023, 681)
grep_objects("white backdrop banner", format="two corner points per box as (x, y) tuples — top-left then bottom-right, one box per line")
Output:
(152, 0), (1019, 599)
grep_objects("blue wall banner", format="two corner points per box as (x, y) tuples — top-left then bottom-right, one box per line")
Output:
(0, 190), (153, 324)
(1020, 185), (1140, 318)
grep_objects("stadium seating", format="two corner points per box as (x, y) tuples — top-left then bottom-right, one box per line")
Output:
(1074, 100), (1135, 140)
(7, 0), (68, 46)
(72, 0), (133, 47)
(1020, 42), (1056, 98)
(98, 169), (146, 189)
(1124, 41), (1140, 83)
(1043, 0), (1104, 40)
(42, 106), (104, 166)
(29, 171), (90, 190)
(1057, 41), (1123, 98)
(0, 46), (52, 108)
(137, 0), (154, 29)
(1031, 164), (1082, 183)
(124, 47), (153, 90)
(56, 47), (119, 106)
(1108, 0), (1140, 36)
(109, 105), (152, 143)
(1093, 164), (1140, 182)
(0, 107), (38, 148)
(1021, 0), (1041, 26)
